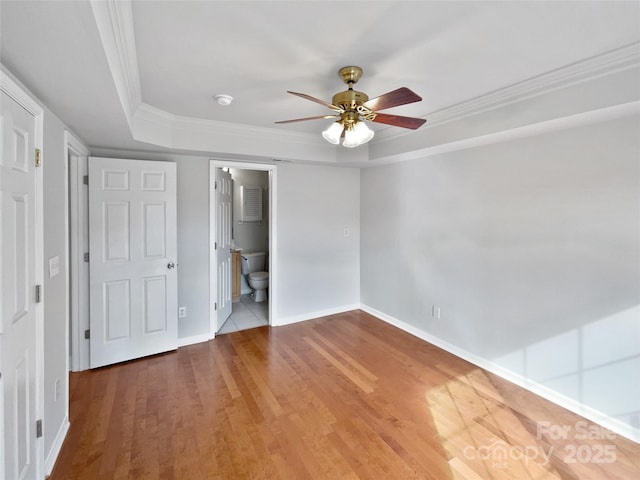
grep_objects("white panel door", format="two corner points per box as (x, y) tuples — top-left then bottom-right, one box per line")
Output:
(216, 168), (233, 330)
(89, 157), (177, 368)
(0, 90), (40, 479)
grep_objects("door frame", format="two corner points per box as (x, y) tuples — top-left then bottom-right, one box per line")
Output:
(209, 160), (277, 337)
(66, 134), (90, 372)
(0, 70), (45, 479)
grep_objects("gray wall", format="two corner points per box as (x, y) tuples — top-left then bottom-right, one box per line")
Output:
(174, 155), (212, 338)
(276, 163), (360, 322)
(361, 114), (640, 434)
(42, 105), (69, 464)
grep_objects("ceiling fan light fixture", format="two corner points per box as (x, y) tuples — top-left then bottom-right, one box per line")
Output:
(322, 121), (343, 145)
(343, 121), (374, 148)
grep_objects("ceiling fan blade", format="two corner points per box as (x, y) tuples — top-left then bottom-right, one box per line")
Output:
(363, 87), (422, 111)
(275, 115), (340, 124)
(287, 91), (343, 112)
(370, 112), (426, 130)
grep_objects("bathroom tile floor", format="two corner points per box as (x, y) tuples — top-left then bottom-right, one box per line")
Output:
(217, 294), (269, 334)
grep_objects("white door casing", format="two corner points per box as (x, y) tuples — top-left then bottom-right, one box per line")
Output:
(215, 168), (233, 331)
(88, 157), (178, 368)
(209, 160), (276, 335)
(1, 80), (44, 480)
(68, 153), (90, 372)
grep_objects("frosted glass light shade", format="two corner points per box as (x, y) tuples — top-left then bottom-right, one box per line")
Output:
(322, 122), (343, 145)
(343, 121), (374, 148)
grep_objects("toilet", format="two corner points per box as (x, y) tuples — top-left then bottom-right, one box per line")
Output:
(241, 252), (269, 302)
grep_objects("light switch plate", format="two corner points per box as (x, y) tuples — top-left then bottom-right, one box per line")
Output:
(49, 256), (60, 278)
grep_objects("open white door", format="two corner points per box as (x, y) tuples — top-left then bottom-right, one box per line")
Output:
(215, 168), (233, 331)
(88, 157), (177, 368)
(1, 88), (43, 479)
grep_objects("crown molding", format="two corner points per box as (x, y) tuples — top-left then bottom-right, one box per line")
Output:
(0, 69), (45, 118)
(90, 0), (142, 126)
(132, 103), (341, 163)
(91, 2), (639, 163)
(134, 102), (325, 144)
(90, 0), (334, 161)
(376, 42), (640, 143)
(369, 100), (640, 166)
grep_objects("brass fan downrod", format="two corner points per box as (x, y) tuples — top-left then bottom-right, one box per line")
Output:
(332, 66), (368, 111)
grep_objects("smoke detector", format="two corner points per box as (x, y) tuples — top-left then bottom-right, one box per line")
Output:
(214, 94), (233, 106)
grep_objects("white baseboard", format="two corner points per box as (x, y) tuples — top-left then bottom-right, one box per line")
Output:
(45, 416), (70, 476)
(273, 304), (361, 327)
(360, 303), (640, 444)
(177, 333), (211, 348)
(181, 303), (360, 344)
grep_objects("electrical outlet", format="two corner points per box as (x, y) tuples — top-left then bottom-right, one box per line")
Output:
(432, 305), (441, 320)
(343, 227), (350, 238)
(54, 378), (60, 401)
(178, 307), (187, 318)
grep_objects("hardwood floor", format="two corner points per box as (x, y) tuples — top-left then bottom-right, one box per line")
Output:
(50, 310), (640, 479)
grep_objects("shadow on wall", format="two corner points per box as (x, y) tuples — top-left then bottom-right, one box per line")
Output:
(394, 213), (640, 430)
(493, 305), (640, 431)
(360, 113), (640, 438)
(398, 234), (640, 433)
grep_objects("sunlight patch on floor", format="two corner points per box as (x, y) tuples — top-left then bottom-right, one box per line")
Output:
(426, 368), (564, 480)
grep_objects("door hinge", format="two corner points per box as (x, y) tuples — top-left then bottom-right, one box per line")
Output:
(83, 252), (89, 262)
(36, 419), (43, 438)
(84, 329), (90, 340)
(214, 181), (217, 190)
(214, 242), (217, 250)
(35, 285), (42, 303)
(83, 175), (89, 185)
(214, 302), (217, 311)
(35, 148), (41, 167)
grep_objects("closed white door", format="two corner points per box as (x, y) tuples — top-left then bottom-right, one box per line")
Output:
(216, 168), (233, 331)
(89, 157), (178, 368)
(0, 90), (41, 479)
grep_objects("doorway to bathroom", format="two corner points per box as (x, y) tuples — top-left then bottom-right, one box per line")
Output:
(209, 160), (276, 336)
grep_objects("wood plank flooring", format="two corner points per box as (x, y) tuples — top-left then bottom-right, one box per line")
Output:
(50, 310), (640, 479)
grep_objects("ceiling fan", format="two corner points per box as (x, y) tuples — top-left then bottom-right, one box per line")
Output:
(275, 66), (427, 147)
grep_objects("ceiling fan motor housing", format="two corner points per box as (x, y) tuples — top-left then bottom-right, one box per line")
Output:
(332, 90), (369, 111)
(333, 66), (369, 112)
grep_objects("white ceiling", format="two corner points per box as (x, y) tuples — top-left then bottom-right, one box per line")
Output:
(2, 0), (640, 153)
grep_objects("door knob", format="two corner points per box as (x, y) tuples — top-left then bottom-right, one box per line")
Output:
(167, 261), (175, 269)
